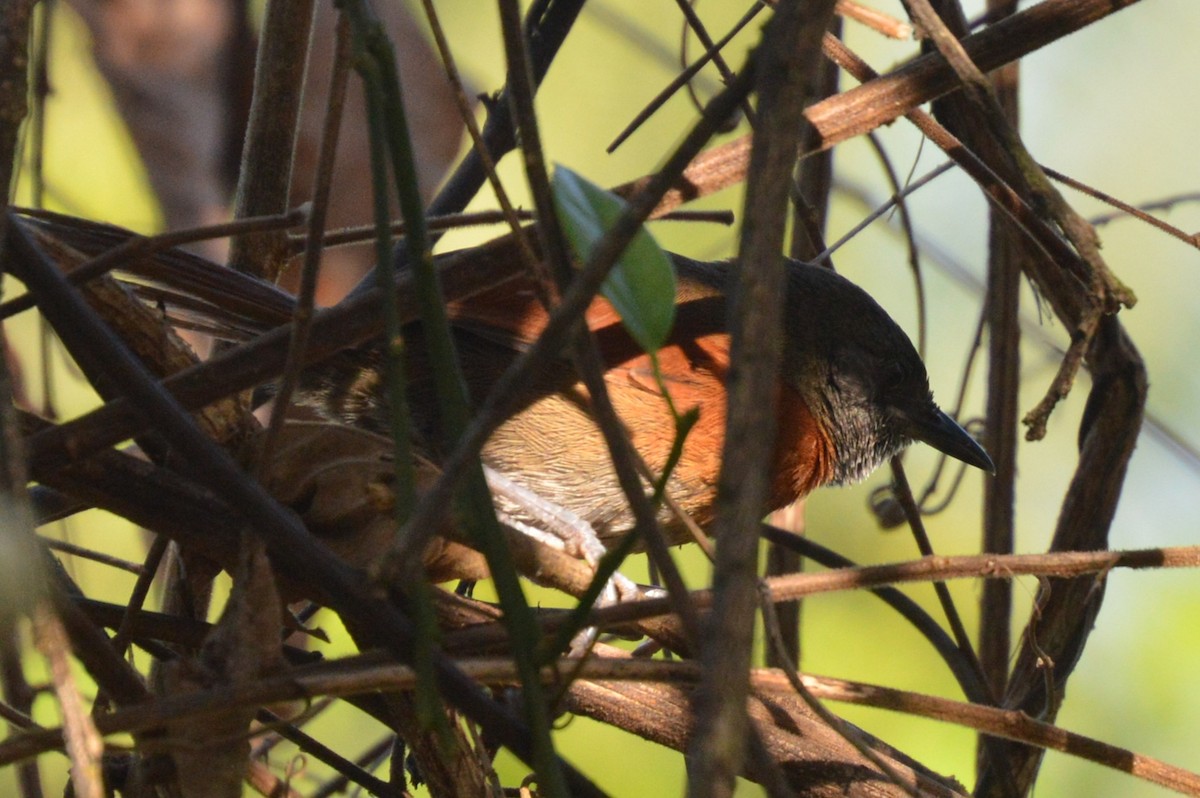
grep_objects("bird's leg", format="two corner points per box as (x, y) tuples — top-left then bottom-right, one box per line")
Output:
(482, 466), (644, 605)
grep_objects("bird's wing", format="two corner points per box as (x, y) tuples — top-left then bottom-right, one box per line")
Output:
(445, 266), (726, 354)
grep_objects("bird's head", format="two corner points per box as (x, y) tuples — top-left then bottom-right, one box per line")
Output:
(781, 262), (994, 484)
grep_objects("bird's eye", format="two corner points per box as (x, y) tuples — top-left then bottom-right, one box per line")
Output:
(881, 362), (906, 393)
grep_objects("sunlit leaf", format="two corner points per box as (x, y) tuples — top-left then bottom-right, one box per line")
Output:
(552, 165), (676, 352)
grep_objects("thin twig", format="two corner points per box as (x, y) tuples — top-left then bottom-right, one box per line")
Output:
(607, 2), (764, 153)
(760, 525), (991, 704)
(40, 536), (145, 575)
(109, 535), (170, 659)
(1046, 166), (1200, 249)
(290, 209), (532, 252)
(254, 708), (404, 798)
(673, 0), (756, 126)
(759, 583), (921, 797)
(863, 133), (929, 356)
(577, 545), (1200, 633)
(258, 15), (352, 477)
(32, 602), (104, 798)
(813, 160), (954, 270)
(418, 0), (539, 265)
(309, 735), (397, 798)
(1021, 311), (1100, 441)
(889, 458), (995, 707)
(296, 208), (732, 253)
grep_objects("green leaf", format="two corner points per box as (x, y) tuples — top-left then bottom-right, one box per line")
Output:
(551, 165), (676, 352)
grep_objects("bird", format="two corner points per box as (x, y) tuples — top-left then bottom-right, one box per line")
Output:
(14, 211), (992, 551)
(292, 253), (994, 548)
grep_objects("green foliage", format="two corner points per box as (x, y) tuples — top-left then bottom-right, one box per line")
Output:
(551, 165), (676, 353)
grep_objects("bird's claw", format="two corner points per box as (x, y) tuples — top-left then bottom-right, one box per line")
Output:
(484, 466), (650, 650)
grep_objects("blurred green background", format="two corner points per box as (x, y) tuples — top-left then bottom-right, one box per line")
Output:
(5, 0), (1199, 795)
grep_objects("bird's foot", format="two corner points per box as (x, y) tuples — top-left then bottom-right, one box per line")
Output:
(484, 467), (649, 652)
